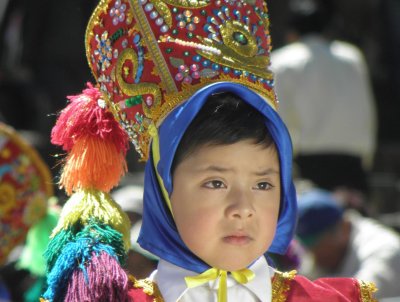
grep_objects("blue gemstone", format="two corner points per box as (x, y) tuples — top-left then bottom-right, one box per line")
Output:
(212, 63), (220, 70)
(202, 60), (211, 67)
(193, 55), (202, 62)
(223, 67), (230, 73)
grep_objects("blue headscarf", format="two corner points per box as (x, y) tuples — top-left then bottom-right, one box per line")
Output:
(138, 82), (297, 273)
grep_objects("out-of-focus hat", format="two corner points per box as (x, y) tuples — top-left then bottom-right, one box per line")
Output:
(296, 189), (344, 247)
(0, 123), (53, 265)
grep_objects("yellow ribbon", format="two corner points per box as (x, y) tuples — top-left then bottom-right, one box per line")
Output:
(185, 268), (255, 302)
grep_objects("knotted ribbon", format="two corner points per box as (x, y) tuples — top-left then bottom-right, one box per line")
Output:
(185, 268), (255, 302)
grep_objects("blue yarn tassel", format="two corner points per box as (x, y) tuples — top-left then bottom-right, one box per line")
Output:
(42, 238), (119, 301)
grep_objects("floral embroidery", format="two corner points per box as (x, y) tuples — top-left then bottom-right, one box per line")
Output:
(94, 31), (113, 72)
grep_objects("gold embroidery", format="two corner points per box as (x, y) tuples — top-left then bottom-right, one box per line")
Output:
(359, 280), (378, 302)
(116, 48), (162, 118)
(271, 270), (297, 302)
(129, 0), (177, 93)
(220, 20), (258, 58)
(161, 0), (210, 8)
(150, 0), (173, 28)
(129, 275), (165, 302)
(152, 74), (277, 127)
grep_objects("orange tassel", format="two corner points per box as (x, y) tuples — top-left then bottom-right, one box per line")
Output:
(60, 135), (127, 195)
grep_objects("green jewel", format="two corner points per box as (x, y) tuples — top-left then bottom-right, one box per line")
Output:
(166, 48), (173, 53)
(172, 29), (179, 35)
(233, 32), (248, 45)
(125, 96), (142, 107)
(187, 32), (194, 38)
(200, 10), (206, 16)
(183, 51), (190, 56)
(172, 7), (178, 13)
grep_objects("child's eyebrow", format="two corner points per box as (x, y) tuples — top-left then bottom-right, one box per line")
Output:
(195, 165), (279, 176)
(253, 168), (280, 176)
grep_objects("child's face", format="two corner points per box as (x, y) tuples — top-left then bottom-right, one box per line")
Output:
(171, 139), (281, 271)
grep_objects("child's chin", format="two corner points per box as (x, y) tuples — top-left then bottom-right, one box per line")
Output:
(209, 259), (254, 272)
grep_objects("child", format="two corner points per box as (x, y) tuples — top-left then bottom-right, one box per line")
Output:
(42, 0), (378, 301)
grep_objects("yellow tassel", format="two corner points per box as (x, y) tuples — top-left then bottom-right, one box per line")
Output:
(51, 189), (131, 250)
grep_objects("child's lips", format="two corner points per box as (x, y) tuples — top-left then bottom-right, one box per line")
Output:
(223, 234), (253, 245)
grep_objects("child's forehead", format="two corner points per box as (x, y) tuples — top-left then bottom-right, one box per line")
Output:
(182, 140), (280, 165)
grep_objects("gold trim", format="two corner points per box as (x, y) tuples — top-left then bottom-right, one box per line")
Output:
(129, 0), (177, 94)
(161, 0), (210, 8)
(271, 270), (297, 302)
(0, 122), (54, 198)
(152, 74), (277, 127)
(129, 275), (165, 302)
(359, 280), (378, 302)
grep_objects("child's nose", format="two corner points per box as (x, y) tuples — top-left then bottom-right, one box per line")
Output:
(225, 189), (255, 219)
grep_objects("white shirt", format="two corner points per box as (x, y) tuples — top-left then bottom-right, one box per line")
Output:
(339, 212), (400, 299)
(301, 211), (400, 299)
(151, 257), (273, 302)
(271, 35), (377, 168)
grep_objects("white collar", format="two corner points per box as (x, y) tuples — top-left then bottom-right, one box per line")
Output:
(152, 257), (272, 302)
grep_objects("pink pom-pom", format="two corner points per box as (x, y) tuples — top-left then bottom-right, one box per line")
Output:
(51, 83), (129, 155)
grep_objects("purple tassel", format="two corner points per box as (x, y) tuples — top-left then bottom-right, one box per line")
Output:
(64, 252), (131, 302)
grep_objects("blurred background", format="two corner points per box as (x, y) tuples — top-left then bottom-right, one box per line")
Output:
(0, 0), (399, 217)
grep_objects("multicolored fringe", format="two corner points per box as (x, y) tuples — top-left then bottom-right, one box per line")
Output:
(42, 83), (132, 301)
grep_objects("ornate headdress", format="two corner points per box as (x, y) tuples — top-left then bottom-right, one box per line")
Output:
(0, 123), (53, 265)
(85, 0), (278, 160)
(43, 0), (297, 301)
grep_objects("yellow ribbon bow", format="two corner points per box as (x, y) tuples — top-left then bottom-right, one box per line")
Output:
(185, 268), (255, 302)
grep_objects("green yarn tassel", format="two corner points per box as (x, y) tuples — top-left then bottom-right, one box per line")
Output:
(45, 220), (127, 273)
(50, 189), (131, 250)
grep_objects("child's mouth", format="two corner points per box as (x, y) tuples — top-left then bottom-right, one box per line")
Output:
(223, 235), (252, 245)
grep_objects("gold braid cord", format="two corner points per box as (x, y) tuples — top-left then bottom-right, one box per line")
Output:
(129, 275), (165, 302)
(358, 280), (378, 302)
(271, 270), (297, 302)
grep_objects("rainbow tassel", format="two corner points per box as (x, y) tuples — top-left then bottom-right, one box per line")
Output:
(42, 84), (133, 301)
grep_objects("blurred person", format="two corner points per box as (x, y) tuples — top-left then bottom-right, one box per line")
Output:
(0, 122), (55, 301)
(112, 185), (158, 279)
(296, 188), (400, 299)
(271, 0), (377, 210)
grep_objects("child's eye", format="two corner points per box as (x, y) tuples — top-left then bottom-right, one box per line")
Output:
(254, 182), (273, 190)
(203, 180), (226, 189)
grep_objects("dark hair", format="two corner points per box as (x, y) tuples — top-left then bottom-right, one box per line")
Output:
(288, 0), (334, 35)
(171, 92), (275, 173)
